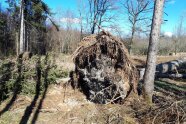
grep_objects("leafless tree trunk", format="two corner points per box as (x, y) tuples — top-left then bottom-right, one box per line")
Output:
(16, 32), (19, 56)
(25, 23), (29, 52)
(143, 0), (165, 104)
(19, 0), (25, 54)
(90, 0), (98, 34)
(173, 15), (185, 55)
(129, 25), (135, 54)
(79, 12), (83, 41)
(77, 0), (84, 41)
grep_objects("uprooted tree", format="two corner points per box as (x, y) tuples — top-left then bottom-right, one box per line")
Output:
(71, 31), (139, 104)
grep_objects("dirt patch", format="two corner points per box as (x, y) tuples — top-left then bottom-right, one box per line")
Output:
(0, 80), (185, 124)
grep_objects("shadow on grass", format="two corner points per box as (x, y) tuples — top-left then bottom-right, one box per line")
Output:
(155, 80), (186, 98)
(0, 56), (23, 116)
(19, 57), (41, 124)
(31, 55), (50, 124)
(19, 54), (51, 124)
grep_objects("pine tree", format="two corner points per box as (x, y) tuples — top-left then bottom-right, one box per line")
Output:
(6, 0), (53, 54)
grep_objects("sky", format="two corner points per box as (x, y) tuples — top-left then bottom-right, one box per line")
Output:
(162, 0), (186, 35)
(1, 0), (186, 36)
(44, 0), (186, 36)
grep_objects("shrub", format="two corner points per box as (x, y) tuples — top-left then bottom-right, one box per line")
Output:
(0, 54), (68, 101)
(0, 61), (15, 101)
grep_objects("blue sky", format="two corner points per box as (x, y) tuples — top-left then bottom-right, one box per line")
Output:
(44, 0), (186, 35)
(162, 0), (186, 33)
(1, 0), (186, 35)
(43, 0), (78, 11)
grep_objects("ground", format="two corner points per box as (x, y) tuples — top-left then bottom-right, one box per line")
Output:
(0, 54), (185, 124)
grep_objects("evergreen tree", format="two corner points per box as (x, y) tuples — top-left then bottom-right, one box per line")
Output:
(5, 0), (54, 55)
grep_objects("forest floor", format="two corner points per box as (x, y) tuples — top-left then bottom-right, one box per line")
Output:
(0, 54), (185, 124)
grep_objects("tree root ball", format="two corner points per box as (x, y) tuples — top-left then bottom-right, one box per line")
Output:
(71, 31), (139, 104)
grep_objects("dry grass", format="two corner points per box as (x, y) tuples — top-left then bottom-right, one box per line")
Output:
(0, 81), (185, 124)
(0, 84), (138, 124)
(132, 55), (185, 67)
(0, 54), (185, 124)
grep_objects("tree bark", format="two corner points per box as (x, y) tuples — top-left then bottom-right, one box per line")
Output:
(129, 23), (135, 54)
(91, 19), (97, 34)
(16, 32), (19, 56)
(19, 0), (25, 54)
(143, 0), (165, 104)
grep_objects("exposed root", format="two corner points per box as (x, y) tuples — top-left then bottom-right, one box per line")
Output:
(71, 31), (139, 104)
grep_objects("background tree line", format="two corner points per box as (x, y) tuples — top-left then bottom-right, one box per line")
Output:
(0, 0), (186, 57)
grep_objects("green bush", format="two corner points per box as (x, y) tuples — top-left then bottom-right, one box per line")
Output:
(0, 54), (68, 101)
(0, 61), (15, 101)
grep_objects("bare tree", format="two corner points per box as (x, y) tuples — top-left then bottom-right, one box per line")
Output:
(172, 14), (185, 55)
(122, 0), (152, 54)
(143, 0), (165, 104)
(77, 0), (87, 41)
(46, 9), (81, 54)
(87, 0), (117, 34)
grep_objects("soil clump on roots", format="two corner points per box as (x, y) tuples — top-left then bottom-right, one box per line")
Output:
(71, 31), (139, 104)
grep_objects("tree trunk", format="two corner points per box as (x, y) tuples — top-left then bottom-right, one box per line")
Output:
(174, 39), (177, 55)
(97, 13), (103, 33)
(23, 20), (26, 51)
(139, 58), (186, 80)
(19, 0), (25, 54)
(27, 26), (30, 52)
(129, 24), (135, 54)
(16, 32), (19, 56)
(79, 11), (83, 41)
(143, 0), (165, 104)
(91, 21), (96, 34)
(25, 23), (29, 52)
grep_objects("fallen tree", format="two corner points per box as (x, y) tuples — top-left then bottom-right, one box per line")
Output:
(156, 59), (186, 74)
(71, 31), (139, 104)
(139, 58), (186, 80)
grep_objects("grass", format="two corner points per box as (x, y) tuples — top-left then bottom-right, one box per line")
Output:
(155, 80), (186, 94)
(0, 54), (69, 102)
(0, 110), (23, 124)
(0, 54), (185, 124)
(0, 78), (185, 124)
